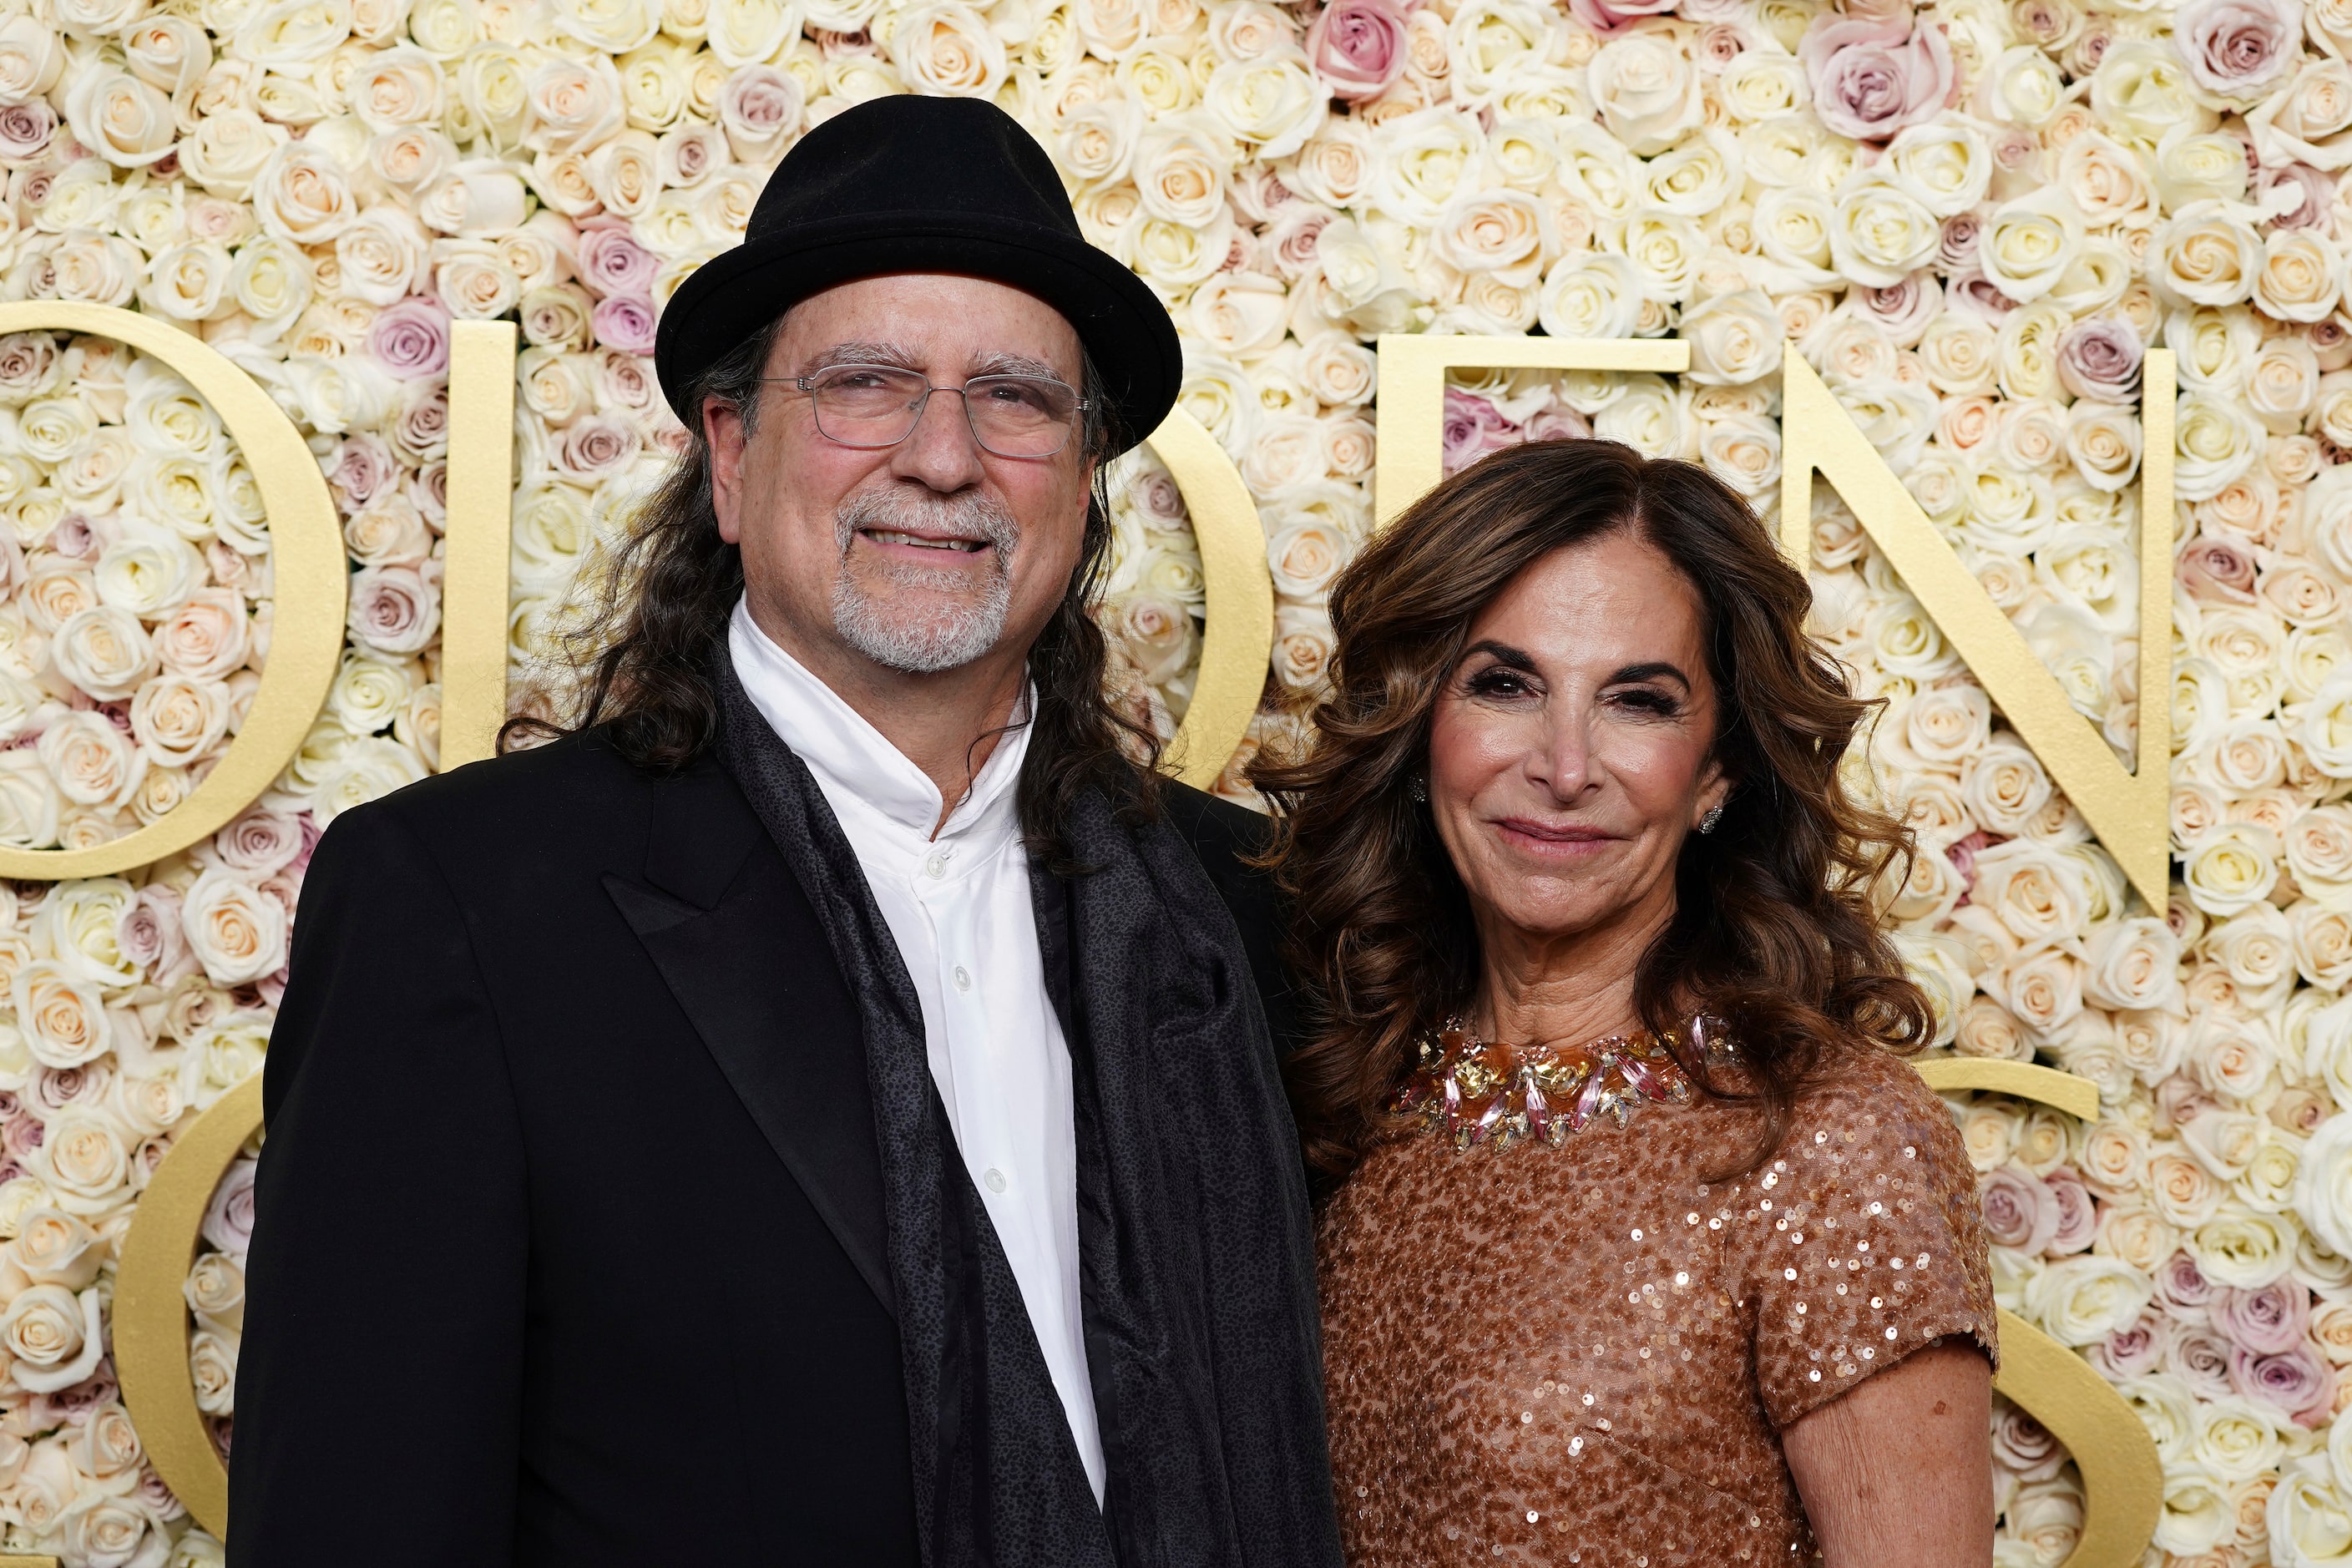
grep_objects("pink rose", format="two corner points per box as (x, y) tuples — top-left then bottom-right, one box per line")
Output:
(1306, 0), (1409, 101)
(574, 220), (658, 301)
(1855, 274), (1940, 348)
(1799, 13), (1955, 143)
(1937, 213), (1982, 271)
(326, 433), (397, 511)
(2176, 0), (2299, 95)
(553, 413), (643, 484)
(1989, 1403), (2068, 1482)
(201, 1158), (255, 1255)
(2263, 162), (2334, 230)
(2229, 1342), (2335, 1425)
(2056, 318), (2143, 402)
(346, 565), (441, 656)
(1439, 390), (1520, 478)
(115, 886), (186, 980)
(1979, 1164), (2060, 1252)
(1567, 0), (1677, 32)
(0, 102), (55, 164)
(1, 1116), (41, 1165)
(2155, 1249), (2218, 1318)
(364, 296), (451, 378)
(590, 295), (658, 355)
(2043, 1168), (2097, 1255)
(2177, 536), (2260, 606)
(2163, 1323), (2235, 1399)
(2089, 1311), (2172, 1378)
(1525, 405), (1593, 443)
(2214, 1281), (2313, 1356)
(216, 806), (305, 877)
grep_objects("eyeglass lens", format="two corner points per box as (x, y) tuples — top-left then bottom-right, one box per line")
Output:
(809, 367), (1080, 458)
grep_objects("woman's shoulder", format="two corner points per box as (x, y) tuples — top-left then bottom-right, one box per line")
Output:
(1773, 1042), (1975, 1196)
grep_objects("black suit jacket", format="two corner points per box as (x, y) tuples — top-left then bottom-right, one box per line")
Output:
(229, 730), (1300, 1565)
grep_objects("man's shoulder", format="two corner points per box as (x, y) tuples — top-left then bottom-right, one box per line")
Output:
(322, 726), (710, 884)
(1158, 779), (1272, 870)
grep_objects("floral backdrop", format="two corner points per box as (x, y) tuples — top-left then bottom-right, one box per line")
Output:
(0, 0), (2345, 1554)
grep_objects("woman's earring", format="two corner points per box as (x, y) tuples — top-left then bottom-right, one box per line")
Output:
(1409, 775), (1428, 802)
(1698, 804), (1724, 834)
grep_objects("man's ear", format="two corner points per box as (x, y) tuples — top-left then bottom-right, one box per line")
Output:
(706, 397), (747, 545)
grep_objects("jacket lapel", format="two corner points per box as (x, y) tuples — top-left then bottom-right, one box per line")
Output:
(605, 761), (895, 1316)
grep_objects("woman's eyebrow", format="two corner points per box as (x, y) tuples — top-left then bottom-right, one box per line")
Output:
(1610, 661), (1692, 688)
(1461, 640), (1538, 670)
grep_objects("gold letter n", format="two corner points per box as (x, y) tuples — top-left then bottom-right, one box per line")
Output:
(1778, 346), (2175, 912)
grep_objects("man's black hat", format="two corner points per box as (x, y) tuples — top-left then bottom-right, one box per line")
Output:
(655, 95), (1181, 455)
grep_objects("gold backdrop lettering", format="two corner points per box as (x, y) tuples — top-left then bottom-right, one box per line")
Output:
(0, 306), (346, 883)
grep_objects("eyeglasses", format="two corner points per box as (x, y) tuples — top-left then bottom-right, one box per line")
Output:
(766, 364), (1092, 458)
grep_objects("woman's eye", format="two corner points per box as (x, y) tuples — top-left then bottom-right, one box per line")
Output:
(1465, 667), (1530, 698)
(1610, 688), (1681, 716)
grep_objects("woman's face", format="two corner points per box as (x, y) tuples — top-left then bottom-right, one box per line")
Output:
(1425, 530), (1730, 949)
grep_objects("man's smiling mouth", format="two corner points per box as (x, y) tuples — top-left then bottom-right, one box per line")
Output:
(862, 529), (989, 553)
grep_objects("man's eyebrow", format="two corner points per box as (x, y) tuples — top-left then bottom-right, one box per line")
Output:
(972, 351), (1066, 381)
(805, 341), (920, 371)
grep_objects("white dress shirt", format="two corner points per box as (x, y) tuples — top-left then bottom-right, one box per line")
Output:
(729, 601), (1106, 1502)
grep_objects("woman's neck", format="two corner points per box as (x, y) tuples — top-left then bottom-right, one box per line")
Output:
(1471, 896), (1675, 1050)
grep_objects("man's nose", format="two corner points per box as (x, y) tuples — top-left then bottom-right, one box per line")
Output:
(890, 384), (987, 491)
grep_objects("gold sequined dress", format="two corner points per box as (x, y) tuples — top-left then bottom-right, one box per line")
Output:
(1316, 1035), (1995, 1567)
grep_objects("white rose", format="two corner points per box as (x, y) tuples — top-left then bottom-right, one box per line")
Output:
(2174, 392), (2264, 503)
(890, 3), (1008, 99)
(1204, 54), (1326, 159)
(308, 736), (427, 824)
(2269, 1463), (2352, 1568)
(180, 868), (289, 986)
(553, 0), (660, 52)
(62, 68), (175, 169)
(130, 675), (231, 768)
(2155, 200), (2263, 309)
(1830, 174), (1941, 288)
(1980, 190), (2085, 305)
(1586, 29), (1700, 155)
(1681, 291), (1782, 385)
(2023, 1254), (2154, 1344)
(0, 1284), (99, 1392)
(31, 878), (136, 989)
(1535, 250), (1641, 340)
(9, 962), (109, 1070)
(38, 1115), (125, 1215)
(2297, 1111), (2352, 1257)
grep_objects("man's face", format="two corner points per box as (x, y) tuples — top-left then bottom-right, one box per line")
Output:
(707, 275), (1096, 679)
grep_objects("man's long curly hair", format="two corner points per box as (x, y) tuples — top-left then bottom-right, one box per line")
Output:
(1249, 439), (1935, 1182)
(509, 310), (1160, 860)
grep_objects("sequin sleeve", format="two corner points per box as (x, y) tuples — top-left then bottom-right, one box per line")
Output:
(1742, 1049), (1996, 1430)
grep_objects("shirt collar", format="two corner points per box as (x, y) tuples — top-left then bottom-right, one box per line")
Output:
(727, 598), (1032, 846)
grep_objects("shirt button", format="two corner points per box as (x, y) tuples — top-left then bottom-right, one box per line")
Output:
(984, 1168), (1007, 1193)
(923, 852), (948, 879)
(953, 965), (972, 992)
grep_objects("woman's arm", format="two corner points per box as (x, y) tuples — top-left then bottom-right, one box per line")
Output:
(1781, 1338), (1995, 1568)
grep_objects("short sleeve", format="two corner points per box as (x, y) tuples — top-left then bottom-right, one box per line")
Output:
(1742, 1050), (1997, 1430)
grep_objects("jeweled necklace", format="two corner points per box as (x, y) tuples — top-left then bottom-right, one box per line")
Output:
(1390, 1015), (1731, 1150)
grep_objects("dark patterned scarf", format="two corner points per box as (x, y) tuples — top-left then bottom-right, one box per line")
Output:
(716, 655), (1339, 1568)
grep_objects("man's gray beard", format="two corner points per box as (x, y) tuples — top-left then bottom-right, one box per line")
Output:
(830, 487), (1022, 674)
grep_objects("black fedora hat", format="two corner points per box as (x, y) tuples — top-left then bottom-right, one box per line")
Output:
(655, 95), (1181, 455)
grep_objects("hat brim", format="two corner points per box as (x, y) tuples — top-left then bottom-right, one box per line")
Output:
(655, 213), (1181, 458)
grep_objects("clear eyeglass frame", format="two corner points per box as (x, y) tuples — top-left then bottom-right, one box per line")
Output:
(763, 363), (1093, 459)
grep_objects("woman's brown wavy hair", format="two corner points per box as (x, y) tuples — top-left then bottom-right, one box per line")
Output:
(1251, 439), (1934, 1182)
